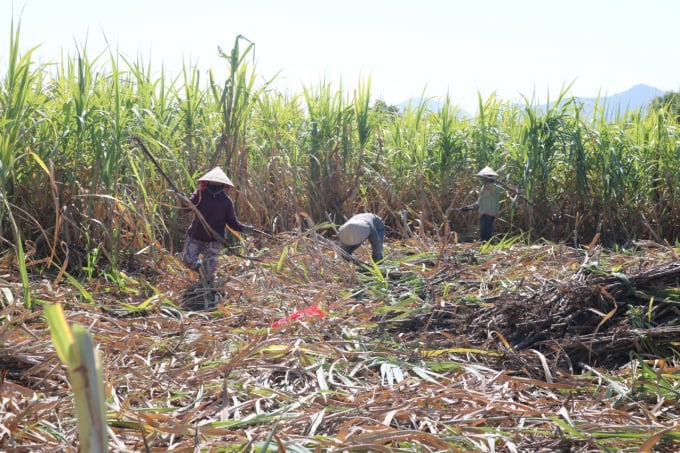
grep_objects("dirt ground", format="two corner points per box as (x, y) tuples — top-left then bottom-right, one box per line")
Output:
(2, 235), (679, 451)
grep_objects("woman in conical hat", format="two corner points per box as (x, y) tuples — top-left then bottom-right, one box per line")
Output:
(475, 166), (498, 179)
(463, 166), (501, 241)
(197, 167), (234, 187)
(181, 167), (253, 285)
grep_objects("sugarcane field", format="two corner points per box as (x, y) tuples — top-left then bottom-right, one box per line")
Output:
(2, 30), (680, 453)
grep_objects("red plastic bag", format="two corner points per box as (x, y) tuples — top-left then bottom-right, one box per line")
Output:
(272, 305), (324, 328)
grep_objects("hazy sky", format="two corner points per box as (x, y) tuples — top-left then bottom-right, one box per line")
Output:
(3, 0), (679, 113)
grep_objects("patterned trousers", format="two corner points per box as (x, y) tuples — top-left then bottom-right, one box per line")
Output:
(181, 236), (222, 282)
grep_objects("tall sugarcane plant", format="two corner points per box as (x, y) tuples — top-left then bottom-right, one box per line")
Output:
(2, 18), (680, 283)
(44, 303), (108, 452)
(1, 19), (42, 198)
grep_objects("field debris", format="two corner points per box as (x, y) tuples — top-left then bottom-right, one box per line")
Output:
(1, 237), (679, 451)
(382, 245), (680, 373)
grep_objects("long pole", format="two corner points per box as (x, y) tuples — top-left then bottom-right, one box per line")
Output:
(132, 135), (274, 238)
(132, 135), (235, 245)
(494, 181), (557, 224)
(131, 135), (278, 263)
(132, 136), (375, 268)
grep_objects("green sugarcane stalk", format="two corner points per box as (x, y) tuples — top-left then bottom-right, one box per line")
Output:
(44, 303), (108, 452)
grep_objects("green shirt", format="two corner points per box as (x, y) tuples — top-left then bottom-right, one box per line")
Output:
(478, 182), (500, 217)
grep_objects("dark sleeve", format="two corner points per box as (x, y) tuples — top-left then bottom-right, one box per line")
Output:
(224, 196), (247, 232)
(182, 190), (200, 213)
(367, 215), (385, 261)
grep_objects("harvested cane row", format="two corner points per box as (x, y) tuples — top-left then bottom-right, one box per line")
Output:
(1, 236), (679, 451)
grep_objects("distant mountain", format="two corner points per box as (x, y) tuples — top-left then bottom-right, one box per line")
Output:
(541, 84), (667, 120)
(592, 84), (666, 110)
(396, 97), (449, 113)
(395, 84), (668, 120)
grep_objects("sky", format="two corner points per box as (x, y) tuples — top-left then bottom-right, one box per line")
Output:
(3, 0), (680, 113)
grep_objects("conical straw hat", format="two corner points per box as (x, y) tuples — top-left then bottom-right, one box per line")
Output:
(476, 166), (498, 178)
(197, 167), (234, 186)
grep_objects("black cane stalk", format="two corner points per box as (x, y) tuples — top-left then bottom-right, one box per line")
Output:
(131, 135), (273, 261)
(494, 180), (557, 224)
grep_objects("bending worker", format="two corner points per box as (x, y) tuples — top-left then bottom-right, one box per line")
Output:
(337, 213), (385, 262)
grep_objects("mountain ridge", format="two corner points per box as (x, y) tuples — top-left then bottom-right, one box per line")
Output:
(541, 84), (666, 120)
(397, 84), (668, 119)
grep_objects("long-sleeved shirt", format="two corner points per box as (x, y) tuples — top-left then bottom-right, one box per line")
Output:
(338, 213), (385, 261)
(469, 181), (501, 217)
(185, 189), (247, 242)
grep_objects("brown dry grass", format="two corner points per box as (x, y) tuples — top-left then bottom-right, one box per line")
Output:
(1, 233), (679, 452)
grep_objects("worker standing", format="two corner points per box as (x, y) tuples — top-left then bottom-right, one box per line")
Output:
(461, 166), (501, 242)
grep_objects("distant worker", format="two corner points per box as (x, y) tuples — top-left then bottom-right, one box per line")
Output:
(181, 167), (254, 284)
(460, 166), (502, 241)
(337, 213), (385, 262)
